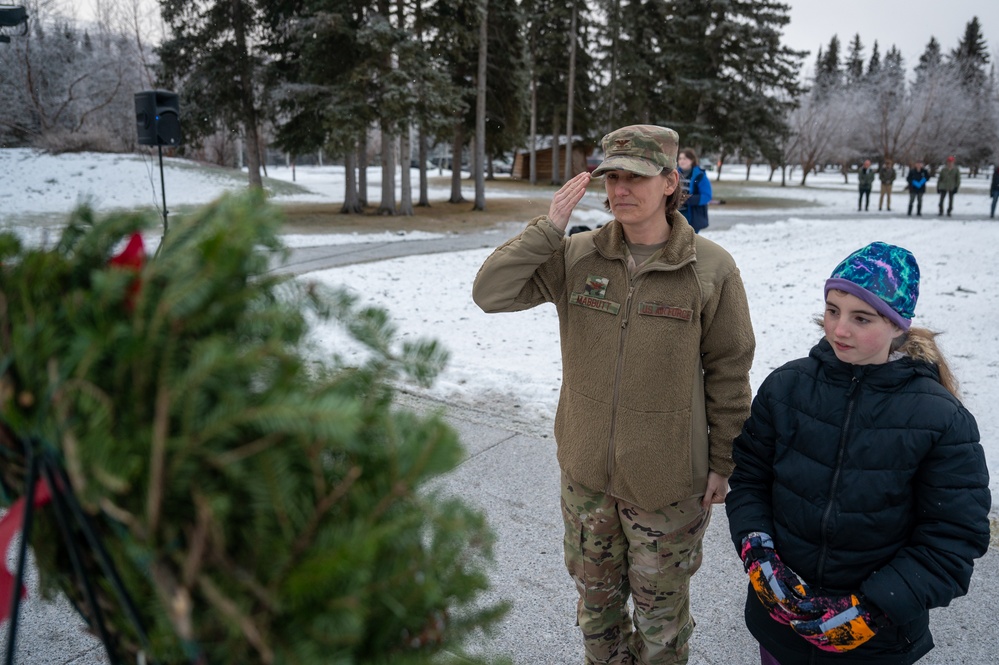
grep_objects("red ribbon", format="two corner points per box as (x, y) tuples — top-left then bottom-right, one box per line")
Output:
(0, 480), (52, 621)
(109, 233), (146, 310)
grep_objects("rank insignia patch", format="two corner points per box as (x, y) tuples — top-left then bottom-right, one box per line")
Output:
(583, 275), (609, 298)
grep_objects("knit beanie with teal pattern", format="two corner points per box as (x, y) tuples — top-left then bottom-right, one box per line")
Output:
(825, 241), (920, 331)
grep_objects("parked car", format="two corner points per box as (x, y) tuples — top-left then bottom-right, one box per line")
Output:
(491, 158), (513, 174)
(586, 153), (603, 173)
(430, 157), (469, 171)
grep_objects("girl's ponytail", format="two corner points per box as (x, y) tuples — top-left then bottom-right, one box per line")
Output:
(894, 327), (960, 399)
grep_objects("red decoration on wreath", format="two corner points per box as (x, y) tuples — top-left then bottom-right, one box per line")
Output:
(109, 233), (145, 309)
(0, 480), (52, 621)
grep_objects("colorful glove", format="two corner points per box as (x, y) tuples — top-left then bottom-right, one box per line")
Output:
(739, 532), (814, 625)
(790, 593), (887, 652)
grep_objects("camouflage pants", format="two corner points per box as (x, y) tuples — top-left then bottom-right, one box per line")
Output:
(560, 472), (710, 665)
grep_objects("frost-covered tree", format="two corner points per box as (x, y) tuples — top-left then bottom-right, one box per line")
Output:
(0, 7), (152, 151)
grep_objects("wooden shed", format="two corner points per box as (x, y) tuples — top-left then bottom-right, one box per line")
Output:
(512, 137), (590, 181)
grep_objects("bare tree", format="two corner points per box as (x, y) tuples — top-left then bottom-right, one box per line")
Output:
(789, 92), (844, 185)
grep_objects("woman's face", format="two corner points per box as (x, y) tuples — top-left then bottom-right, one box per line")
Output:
(603, 169), (678, 229)
(823, 290), (904, 366)
(677, 154), (692, 172)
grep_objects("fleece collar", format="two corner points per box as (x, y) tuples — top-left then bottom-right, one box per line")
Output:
(593, 211), (697, 267)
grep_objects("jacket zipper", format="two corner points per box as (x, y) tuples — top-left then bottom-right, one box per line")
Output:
(605, 276), (636, 493)
(601, 253), (694, 494)
(816, 374), (861, 584)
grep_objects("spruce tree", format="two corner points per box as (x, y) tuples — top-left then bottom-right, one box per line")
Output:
(845, 34), (865, 86)
(867, 40), (881, 78)
(0, 194), (508, 664)
(157, 0), (267, 188)
(667, 0), (805, 168)
(914, 36), (943, 87)
(482, 0), (530, 175)
(949, 17), (995, 170)
(951, 16), (990, 90)
(523, 0), (596, 184)
(591, 0), (677, 132)
(814, 34), (842, 97)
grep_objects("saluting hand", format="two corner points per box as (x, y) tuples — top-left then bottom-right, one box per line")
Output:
(547, 171), (591, 232)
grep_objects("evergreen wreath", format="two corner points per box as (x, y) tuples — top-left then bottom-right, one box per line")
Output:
(0, 191), (507, 664)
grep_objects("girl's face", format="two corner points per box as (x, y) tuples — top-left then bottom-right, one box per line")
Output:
(677, 154), (692, 172)
(823, 290), (904, 366)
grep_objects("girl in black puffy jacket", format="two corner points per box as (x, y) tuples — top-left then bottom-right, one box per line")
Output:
(726, 241), (991, 665)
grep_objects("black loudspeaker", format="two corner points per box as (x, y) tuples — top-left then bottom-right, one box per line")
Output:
(134, 90), (182, 147)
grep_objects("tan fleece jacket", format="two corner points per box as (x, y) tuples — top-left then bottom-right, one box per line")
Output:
(472, 213), (755, 510)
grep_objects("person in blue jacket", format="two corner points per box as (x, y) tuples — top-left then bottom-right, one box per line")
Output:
(678, 148), (712, 233)
(906, 160), (929, 216)
(726, 241), (990, 665)
(990, 164), (999, 218)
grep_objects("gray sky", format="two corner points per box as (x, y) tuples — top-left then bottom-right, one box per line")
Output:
(781, 0), (999, 73)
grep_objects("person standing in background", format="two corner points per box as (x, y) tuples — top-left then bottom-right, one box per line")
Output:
(906, 160), (929, 216)
(878, 159), (896, 211)
(936, 156), (961, 216)
(678, 148), (712, 233)
(857, 159), (875, 211)
(990, 163), (999, 218)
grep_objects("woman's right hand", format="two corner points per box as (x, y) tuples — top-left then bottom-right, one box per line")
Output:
(547, 171), (591, 232)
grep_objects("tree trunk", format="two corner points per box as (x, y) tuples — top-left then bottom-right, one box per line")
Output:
(414, 0), (430, 206)
(232, 0), (262, 189)
(341, 149), (363, 214)
(800, 159), (815, 185)
(395, 0), (413, 216)
(399, 127), (414, 215)
(358, 132), (369, 207)
(449, 122), (465, 203)
(378, 122), (396, 215)
(473, 0), (488, 211)
(417, 126), (430, 206)
(563, 1), (577, 183)
(551, 114), (561, 186)
(529, 70), (538, 185)
(607, 0), (621, 131)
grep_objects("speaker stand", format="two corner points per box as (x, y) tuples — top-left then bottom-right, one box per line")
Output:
(158, 145), (169, 241)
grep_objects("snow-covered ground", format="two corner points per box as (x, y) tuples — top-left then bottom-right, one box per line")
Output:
(2, 148), (998, 507)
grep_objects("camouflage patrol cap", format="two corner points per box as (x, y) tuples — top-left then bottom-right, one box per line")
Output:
(591, 125), (679, 177)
